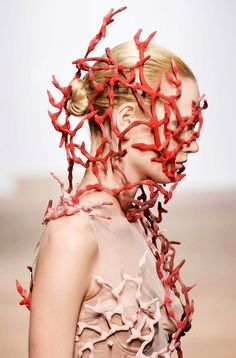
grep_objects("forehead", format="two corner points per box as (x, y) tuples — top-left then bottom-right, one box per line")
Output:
(157, 76), (200, 118)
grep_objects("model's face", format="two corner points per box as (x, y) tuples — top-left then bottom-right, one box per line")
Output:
(122, 77), (202, 184)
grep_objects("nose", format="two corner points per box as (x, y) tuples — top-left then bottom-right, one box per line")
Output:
(183, 139), (199, 154)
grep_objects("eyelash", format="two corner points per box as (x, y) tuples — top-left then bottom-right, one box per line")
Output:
(173, 121), (197, 128)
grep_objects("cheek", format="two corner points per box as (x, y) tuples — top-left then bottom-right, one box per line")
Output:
(159, 124), (183, 157)
(126, 125), (180, 181)
(129, 124), (154, 143)
(131, 132), (181, 182)
(128, 140), (172, 183)
(167, 135), (179, 151)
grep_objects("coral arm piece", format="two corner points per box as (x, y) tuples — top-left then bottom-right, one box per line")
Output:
(15, 266), (33, 311)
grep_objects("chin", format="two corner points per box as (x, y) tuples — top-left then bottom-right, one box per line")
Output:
(148, 174), (172, 185)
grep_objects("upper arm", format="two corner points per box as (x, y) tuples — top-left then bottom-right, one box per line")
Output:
(29, 215), (97, 358)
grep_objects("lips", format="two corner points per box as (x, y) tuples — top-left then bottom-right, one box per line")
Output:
(175, 163), (185, 174)
(176, 160), (187, 164)
(175, 163), (184, 168)
(175, 160), (187, 170)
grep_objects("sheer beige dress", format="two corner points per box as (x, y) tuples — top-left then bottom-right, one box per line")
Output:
(32, 199), (183, 358)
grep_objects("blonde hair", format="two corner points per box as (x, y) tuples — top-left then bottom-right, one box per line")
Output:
(67, 41), (196, 136)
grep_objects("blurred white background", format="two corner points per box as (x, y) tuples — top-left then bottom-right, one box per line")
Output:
(0, 0), (235, 196)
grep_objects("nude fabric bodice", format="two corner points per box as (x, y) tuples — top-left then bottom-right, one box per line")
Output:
(32, 202), (183, 357)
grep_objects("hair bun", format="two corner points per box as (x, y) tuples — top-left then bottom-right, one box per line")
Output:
(66, 78), (88, 116)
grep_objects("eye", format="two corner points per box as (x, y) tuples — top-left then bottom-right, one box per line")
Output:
(188, 120), (199, 131)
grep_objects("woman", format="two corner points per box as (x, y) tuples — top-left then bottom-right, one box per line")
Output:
(16, 7), (208, 358)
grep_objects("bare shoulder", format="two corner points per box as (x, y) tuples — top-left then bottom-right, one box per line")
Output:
(29, 213), (98, 357)
(41, 213), (97, 252)
(33, 213), (98, 281)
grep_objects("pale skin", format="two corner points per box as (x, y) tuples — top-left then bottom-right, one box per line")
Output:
(29, 76), (200, 357)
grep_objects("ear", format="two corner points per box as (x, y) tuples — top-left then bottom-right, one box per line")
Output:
(114, 102), (137, 132)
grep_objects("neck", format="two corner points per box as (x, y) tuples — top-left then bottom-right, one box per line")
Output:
(76, 163), (140, 216)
